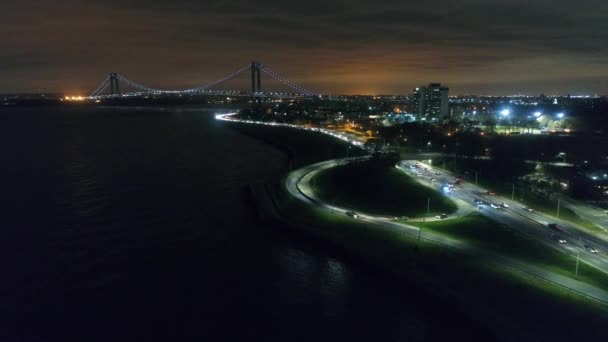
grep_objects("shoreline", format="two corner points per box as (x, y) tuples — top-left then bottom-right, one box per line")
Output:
(225, 117), (608, 340)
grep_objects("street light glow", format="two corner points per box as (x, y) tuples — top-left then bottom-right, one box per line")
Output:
(500, 109), (510, 116)
(557, 113), (565, 119)
(534, 111), (542, 117)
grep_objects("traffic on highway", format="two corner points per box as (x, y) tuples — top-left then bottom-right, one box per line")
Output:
(398, 160), (608, 273)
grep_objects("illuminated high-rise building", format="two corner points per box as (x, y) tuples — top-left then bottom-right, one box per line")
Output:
(412, 83), (449, 118)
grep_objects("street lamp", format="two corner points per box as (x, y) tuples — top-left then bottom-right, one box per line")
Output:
(557, 113), (565, 119)
(500, 109), (510, 116)
(558, 152), (566, 163)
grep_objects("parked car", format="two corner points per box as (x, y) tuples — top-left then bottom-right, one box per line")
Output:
(435, 213), (448, 219)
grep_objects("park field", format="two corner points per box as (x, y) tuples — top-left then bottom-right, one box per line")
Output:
(310, 158), (457, 217)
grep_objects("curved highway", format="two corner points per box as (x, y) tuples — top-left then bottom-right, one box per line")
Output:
(216, 112), (608, 302)
(285, 158), (608, 303)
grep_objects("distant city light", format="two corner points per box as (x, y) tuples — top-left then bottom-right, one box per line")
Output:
(64, 96), (85, 101)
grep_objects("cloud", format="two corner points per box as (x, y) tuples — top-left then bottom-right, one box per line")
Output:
(1, 0), (607, 94)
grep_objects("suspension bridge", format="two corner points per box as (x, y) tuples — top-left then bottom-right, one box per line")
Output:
(89, 61), (318, 101)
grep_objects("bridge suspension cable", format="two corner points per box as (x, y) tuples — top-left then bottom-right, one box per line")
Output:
(190, 64), (251, 92)
(260, 65), (317, 97)
(88, 62), (317, 98)
(89, 64), (251, 98)
(89, 75), (110, 97)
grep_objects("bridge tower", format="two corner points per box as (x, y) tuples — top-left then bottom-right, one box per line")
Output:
(251, 61), (261, 105)
(109, 73), (120, 96)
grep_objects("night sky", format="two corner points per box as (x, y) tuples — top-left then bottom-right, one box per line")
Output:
(3, 0), (608, 95)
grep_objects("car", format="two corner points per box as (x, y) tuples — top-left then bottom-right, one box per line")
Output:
(473, 199), (483, 205)
(486, 191), (496, 196)
(500, 202), (509, 208)
(558, 239), (567, 244)
(490, 203), (500, 209)
(548, 223), (563, 232)
(523, 206), (534, 212)
(435, 172), (440, 175)
(585, 244), (599, 253)
(430, 178), (437, 182)
(435, 213), (448, 219)
(345, 211), (359, 219)
(477, 205), (484, 209)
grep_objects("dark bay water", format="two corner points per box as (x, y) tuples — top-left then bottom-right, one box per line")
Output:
(0, 106), (485, 341)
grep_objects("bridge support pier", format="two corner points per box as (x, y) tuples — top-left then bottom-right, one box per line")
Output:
(251, 61), (261, 106)
(109, 73), (120, 96)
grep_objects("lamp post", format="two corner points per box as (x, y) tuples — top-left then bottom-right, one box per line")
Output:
(575, 249), (580, 277)
(512, 183), (515, 201)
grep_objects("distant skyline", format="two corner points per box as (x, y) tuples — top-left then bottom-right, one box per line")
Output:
(3, 0), (608, 95)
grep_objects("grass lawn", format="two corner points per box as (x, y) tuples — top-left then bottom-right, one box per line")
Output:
(310, 158), (457, 217)
(411, 214), (608, 292)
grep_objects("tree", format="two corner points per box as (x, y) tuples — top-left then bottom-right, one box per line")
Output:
(483, 116), (497, 133)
